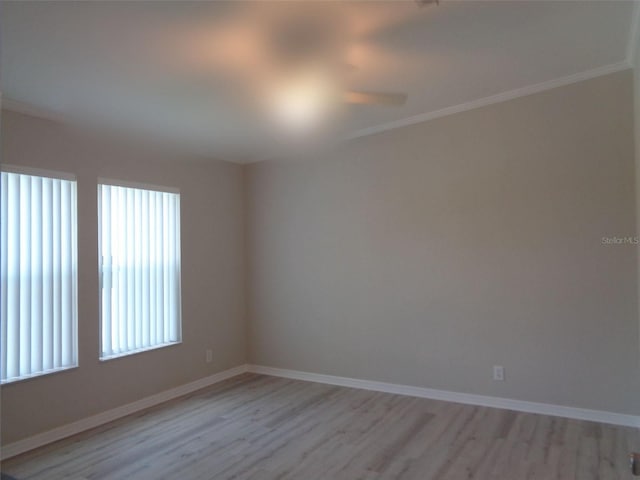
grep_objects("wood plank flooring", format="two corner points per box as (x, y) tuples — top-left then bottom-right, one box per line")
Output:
(2, 373), (639, 479)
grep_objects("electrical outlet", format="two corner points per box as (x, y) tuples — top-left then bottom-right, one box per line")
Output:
(205, 349), (213, 364)
(493, 365), (505, 381)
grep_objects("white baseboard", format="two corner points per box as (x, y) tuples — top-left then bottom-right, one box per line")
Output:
(0, 364), (249, 460)
(248, 365), (640, 428)
(3, 363), (637, 461)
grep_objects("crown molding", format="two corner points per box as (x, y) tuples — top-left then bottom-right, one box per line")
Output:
(344, 61), (631, 142)
(4, 62), (632, 165)
(2, 98), (69, 124)
(626, 0), (640, 66)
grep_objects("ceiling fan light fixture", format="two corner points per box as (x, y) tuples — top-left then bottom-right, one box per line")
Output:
(269, 68), (339, 131)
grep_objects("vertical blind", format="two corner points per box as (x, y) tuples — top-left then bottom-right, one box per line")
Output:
(98, 183), (181, 359)
(1, 169), (78, 383)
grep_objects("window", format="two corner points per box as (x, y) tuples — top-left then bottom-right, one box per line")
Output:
(98, 182), (181, 359)
(1, 168), (78, 383)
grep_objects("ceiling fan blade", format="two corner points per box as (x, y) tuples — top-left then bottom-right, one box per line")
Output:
(343, 91), (407, 106)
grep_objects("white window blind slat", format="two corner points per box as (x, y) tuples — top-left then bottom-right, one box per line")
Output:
(52, 179), (62, 368)
(31, 176), (43, 373)
(19, 175), (32, 377)
(141, 190), (150, 348)
(42, 178), (54, 371)
(0, 175), (9, 378)
(0, 170), (78, 383)
(126, 188), (134, 351)
(134, 188), (142, 350)
(149, 192), (156, 345)
(7, 174), (20, 380)
(1, 173), (9, 380)
(98, 183), (181, 359)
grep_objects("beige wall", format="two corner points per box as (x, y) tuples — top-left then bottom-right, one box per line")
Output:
(0, 110), (247, 444)
(2, 67), (639, 447)
(246, 70), (640, 415)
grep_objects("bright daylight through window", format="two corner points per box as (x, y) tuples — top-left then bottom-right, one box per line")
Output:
(98, 182), (182, 359)
(1, 168), (78, 383)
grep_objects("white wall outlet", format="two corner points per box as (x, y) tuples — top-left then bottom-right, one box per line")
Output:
(205, 349), (213, 364)
(493, 365), (505, 381)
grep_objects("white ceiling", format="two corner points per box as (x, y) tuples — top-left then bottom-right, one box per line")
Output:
(2, 1), (638, 163)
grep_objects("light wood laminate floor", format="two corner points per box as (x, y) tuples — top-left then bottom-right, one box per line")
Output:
(3, 373), (639, 479)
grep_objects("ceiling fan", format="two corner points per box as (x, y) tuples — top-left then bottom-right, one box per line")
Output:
(342, 90), (407, 106)
(265, 62), (406, 129)
(264, 19), (409, 114)
(175, 1), (443, 129)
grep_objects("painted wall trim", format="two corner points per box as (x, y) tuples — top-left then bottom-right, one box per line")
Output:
(4, 62), (632, 166)
(344, 61), (631, 142)
(3, 363), (637, 460)
(0, 364), (249, 460)
(248, 365), (640, 428)
(1, 98), (69, 125)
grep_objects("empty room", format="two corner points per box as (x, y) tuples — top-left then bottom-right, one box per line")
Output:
(1, 1), (640, 479)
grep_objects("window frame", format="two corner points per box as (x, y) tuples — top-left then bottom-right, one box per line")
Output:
(97, 179), (182, 361)
(0, 165), (79, 384)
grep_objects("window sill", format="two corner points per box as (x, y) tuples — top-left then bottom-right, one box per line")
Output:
(99, 340), (182, 362)
(1, 364), (79, 386)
